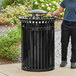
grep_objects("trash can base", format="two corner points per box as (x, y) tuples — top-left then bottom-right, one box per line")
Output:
(22, 67), (55, 72)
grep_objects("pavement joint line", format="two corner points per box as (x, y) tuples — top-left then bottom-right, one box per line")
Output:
(0, 72), (8, 76)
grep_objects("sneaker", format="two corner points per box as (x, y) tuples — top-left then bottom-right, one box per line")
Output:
(60, 61), (67, 67)
(71, 63), (76, 69)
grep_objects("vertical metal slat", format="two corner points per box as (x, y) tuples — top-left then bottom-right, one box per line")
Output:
(43, 21), (45, 69)
(40, 21), (42, 69)
(34, 29), (37, 69)
(37, 22), (39, 69)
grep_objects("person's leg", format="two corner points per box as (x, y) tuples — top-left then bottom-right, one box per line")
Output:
(70, 23), (76, 68)
(61, 21), (70, 62)
(70, 26), (76, 63)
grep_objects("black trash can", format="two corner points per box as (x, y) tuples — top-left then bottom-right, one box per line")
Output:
(20, 10), (56, 72)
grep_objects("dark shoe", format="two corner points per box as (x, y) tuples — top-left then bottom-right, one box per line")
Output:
(71, 63), (76, 69)
(60, 61), (67, 67)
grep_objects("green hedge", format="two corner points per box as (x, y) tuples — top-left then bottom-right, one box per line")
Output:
(1, 0), (26, 8)
(0, 24), (21, 60)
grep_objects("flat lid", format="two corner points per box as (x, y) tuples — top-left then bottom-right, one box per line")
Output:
(28, 9), (47, 14)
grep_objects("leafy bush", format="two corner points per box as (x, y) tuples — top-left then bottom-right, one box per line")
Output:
(0, 27), (21, 60)
(1, 0), (26, 8)
(32, 0), (64, 16)
(1, 0), (64, 16)
(0, 13), (7, 25)
(1, 4), (31, 26)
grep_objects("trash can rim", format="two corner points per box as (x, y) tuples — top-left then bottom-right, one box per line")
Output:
(19, 16), (57, 21)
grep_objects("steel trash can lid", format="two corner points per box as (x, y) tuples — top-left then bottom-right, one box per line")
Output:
(28, 9), (47, 14)
(19, 9), (57, 21)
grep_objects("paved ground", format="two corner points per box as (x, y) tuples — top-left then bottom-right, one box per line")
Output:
(0, 63), (76, 76)
(0, 20), (75, 76)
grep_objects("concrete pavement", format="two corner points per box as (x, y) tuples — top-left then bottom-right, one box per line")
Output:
(0, 63), (76, 76)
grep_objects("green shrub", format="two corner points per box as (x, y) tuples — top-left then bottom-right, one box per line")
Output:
(2, 4), (31, 26)
(1, 0), (26, 8)
(0, 27), (21, 60)
(0, 13), (7, 25)
(31, 0), (59, 11)
(28, 0), (64, 16)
